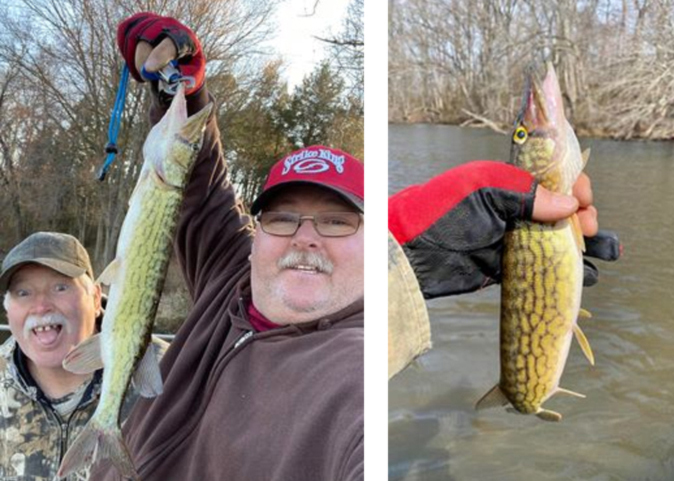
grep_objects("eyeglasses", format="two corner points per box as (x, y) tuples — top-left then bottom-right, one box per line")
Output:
(256, 211), (362, 237)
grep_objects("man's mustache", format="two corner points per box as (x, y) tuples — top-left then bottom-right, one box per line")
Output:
(277, 251), (334, 274)
(24, 313), (71, 338)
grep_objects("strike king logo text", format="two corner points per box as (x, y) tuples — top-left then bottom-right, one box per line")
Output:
(282, 149), (345, 175)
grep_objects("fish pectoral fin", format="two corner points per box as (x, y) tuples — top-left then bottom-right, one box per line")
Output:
(573, 324), (595, 366)
(554, 386), (586, 399)
(581, 148), (591, 167)
(579, 308), (592, 319)
(97, 258), (122, 286)
(570, 213), (586, 253)
(536, 408), (562, 422)
(475, 384), (509, 411)
(132, 342), (164, 398)
(62, 334), (104, 374)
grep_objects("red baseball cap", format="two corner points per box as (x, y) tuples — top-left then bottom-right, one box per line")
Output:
(250, 145), (364, 215)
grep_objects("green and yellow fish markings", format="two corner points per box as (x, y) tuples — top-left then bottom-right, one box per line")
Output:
(57, 84), (212, 479)
(476, 63), (594, 422)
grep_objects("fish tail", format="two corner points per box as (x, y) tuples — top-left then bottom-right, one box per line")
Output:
(58, 417), (139, 480)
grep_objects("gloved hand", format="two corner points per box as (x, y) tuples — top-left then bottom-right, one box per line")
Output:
(117, 12), (205, 95)
(582, 230), (622, 287)
(388, 161), (621, 299)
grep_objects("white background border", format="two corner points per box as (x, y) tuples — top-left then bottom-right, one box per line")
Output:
(364, 0), (388, 477)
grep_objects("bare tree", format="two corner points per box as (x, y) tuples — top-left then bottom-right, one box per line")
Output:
(0, 62), (29, 242)
(0, 0), (279, 269)
(318, 0), (364, 100)
(389, 0), (674, 140)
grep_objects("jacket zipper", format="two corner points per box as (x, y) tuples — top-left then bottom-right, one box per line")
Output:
(234, 330), (253, 349)
(59, 420), (69, 466)
(38, 399), (68, 475)
(55, 380), (96, 475)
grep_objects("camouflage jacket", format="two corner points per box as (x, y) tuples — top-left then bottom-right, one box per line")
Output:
(0, 336), (168, 480)
(0, 337), (101, 481)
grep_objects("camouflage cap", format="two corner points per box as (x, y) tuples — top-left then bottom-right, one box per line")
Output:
(0, 232), (94, 292)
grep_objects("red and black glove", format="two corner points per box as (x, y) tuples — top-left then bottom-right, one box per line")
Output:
(389, 161), (621, 299)
(581, 230), (621, 287)
(117, 12), (205, 95)
(389, 161), (536, 299)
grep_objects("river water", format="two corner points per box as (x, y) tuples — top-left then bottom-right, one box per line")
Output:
(389, 124), (674, 481)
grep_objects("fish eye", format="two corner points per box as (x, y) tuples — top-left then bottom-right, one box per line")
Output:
(513, 126), (528, 144)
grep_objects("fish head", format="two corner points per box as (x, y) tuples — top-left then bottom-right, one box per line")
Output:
(141, 83), (213, 189)
(509, 62), (583, 194)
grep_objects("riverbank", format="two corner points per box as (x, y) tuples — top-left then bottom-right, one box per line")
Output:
(389, 118), (674, 141)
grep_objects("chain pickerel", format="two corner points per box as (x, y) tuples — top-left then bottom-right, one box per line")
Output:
(57, 84), (212, 479)
(475, 63), (594, 422)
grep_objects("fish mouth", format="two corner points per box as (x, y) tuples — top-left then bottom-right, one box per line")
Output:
(518, 62), (565, 132)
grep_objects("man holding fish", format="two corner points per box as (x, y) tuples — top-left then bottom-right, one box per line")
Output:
(388, 164), (601, 373)
(63, 12), (364, 481)
(389, 64), (621, 420)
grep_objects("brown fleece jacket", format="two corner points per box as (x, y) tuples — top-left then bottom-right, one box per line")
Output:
(91, 87), (364, 481)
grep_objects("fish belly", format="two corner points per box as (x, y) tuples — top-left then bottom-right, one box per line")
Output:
(500, 220), (583, 414)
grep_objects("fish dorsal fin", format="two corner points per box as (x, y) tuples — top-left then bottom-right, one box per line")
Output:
(581, 149), (591, 167)
(475, 384), (509, 410)
(573, 324), (595, 366)
(570, 213), (586, 253)
(132, 340), (165, 398)
(97, 258), (122, 286)
(62, 334), (104, 374)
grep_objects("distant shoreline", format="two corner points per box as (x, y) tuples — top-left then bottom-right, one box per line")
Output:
(388, 120), (674, 142)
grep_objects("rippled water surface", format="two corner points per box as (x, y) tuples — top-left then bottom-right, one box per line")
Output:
(389, 124), (674, 481)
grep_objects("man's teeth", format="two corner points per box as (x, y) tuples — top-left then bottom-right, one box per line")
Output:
(293, 265), (317, 271)
(33, 325), (60, 332)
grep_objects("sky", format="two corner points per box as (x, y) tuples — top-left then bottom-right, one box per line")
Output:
(270, 0), (352, 88)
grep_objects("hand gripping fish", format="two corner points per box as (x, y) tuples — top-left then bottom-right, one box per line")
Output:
(475, 63), (594, 422)
(58, 84), (212, 479)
